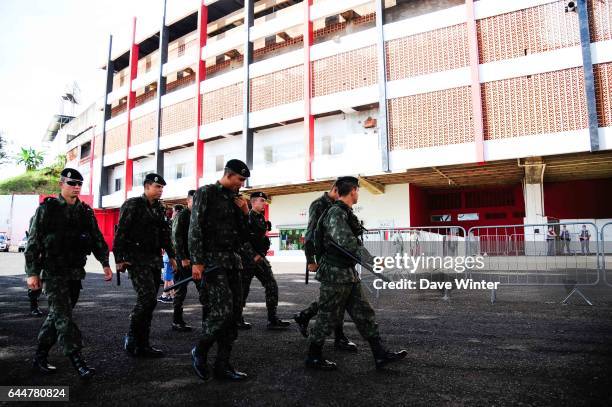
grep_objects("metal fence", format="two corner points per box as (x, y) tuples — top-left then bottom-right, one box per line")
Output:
(466, 222), (599, 304)
(599, 222), (612, 288)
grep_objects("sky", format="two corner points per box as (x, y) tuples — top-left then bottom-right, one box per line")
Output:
(0, 0), (177, 180)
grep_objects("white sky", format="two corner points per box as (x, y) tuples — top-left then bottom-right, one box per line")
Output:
(0, 0), (187, 180)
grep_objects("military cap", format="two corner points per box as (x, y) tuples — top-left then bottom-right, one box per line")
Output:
(144, 173), (166, 186)
(250, 191), (268, 200)
(225, 159), (250, 177)
(60, 168), (83, 181)
(187, 189), (196, 198)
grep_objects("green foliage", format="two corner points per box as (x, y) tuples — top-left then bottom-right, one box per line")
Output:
(16, 147), (44, 171)
(0, 154), (66, 195)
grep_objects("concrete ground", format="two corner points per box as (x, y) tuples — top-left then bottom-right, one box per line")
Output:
(1, 252), (611, 406)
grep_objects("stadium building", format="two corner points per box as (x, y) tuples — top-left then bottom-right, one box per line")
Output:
(54, 0), (612, 256)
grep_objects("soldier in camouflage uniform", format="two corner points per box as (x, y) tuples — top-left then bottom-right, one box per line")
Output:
(189, 159), (255, 382)
(305, 176), (407, 371)
(114, 173), (177, 358)
(171, 190), (196, 332)
(238, 191), (290, 330)
(25, 168), (113, 379)
(293, 182), (357, 352)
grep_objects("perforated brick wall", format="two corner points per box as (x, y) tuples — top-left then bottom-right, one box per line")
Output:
(477, 1), (580, 64)
(201, 83), (243, 124)
(386, 23), (469, 81)
(594, 62), (612, 127)
(312, 45), (377, 97)
(250, 65), (303, 112)
(481, 67), (588, 140)
(105, 124), (127, 154)
(130, 112), (156, 145)
(388, 86), (474, 150)
(589, 0), (612, 42)
(161, 98), (197, 136)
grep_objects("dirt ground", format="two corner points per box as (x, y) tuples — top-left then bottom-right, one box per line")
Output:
(1, 253), (611, 406)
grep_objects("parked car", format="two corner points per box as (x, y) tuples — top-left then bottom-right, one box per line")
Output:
(0, 234), (9, 252)
(18, 236), (28, 252)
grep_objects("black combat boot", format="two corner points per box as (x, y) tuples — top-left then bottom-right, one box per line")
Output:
(334, 326), (358, 352)
(28, 290), (43, 317)
(213, 342), (248, 381)
(139, 330), (164, 358)
(267, 309), (291, 330)
(33, 347), (57, 374)
(191, 345), (212, 382)
(305, 342), (337, 371)
(236, 316), (251, 330)
(293, 311), (312, 337)
(368, 337), (408, 370)
(68, 351), (95, 379)
(172, 308), (192, 332)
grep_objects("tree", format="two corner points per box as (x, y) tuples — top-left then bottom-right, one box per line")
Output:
(0, 131), (7, 164)
(15, 147), (44, 171)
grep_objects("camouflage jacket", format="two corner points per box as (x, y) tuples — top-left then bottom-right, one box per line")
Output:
(304, 192), (334, 264)
(316, 200), (372, 284)
(25, 194), (109, 280)
(241, 209), (271, 268)
(113, 194), (175, 268)
(189, 182), (255, 270)
(172, 208), (191, 261)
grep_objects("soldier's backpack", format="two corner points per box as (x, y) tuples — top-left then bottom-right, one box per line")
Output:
(313, 206), (332, 262)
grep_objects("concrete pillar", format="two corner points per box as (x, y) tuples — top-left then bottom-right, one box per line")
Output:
(522, 157), (547, 225)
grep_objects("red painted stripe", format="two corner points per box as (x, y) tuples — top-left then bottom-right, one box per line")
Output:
(195, 2), (208, 188)
(303, 0), (314, 181)
(465, 0), (485, 164)
(124, 17), (139, 198)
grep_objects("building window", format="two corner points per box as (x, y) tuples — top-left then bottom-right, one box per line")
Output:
(133, 170), (153, 187)
(264, 146), (274, 164)
(114, 178), (122, 192)
(145, 56), (152, 72)
(80, 141), (91, 159)
(119, 72), (125, 87)
(177, 41), (185, 57)
(431, 214), (451, 222)
(175, 163), (186, 179)
(321, 135), (345, 156)
(279, 228), (306, 251)
(215, 155), (225, 172)
(458, 213), (479, 221)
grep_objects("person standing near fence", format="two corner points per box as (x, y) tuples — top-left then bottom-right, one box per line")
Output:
(546, 226), (557, 256)
(560, 225), (571, 255)
(579, 225), (591, 255)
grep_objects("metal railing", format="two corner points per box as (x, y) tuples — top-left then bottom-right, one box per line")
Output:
(599, 222), (612, 288)
(467, 222), (600, 305)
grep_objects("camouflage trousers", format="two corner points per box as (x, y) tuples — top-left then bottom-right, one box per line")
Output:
(127, 265), (160, 345)
(300, 301), (348, 339)
(173, 263), (198, 324)
(309, 281), (379, 347)
(38, 278), (83, 356)
(196, 268), (242, 355)
(241, 262), (278, 320)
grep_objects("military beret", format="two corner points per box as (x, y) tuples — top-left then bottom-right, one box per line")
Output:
(144, 173), (166, 186)
(336, 176), (359, 186)
(187, 189), (196, 198)
(250, 191), (267, 200)
(60, 168), (83, 181)
(225, 159), (250, 177)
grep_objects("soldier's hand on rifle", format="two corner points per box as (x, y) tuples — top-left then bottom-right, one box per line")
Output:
(307, 263), (318, 272)
(27, 276), (41, 290)
(254, 254), (262, 263)
(234, 196), (249, 215)
(181, 258), (190, 268)
(115, 262), (130, 273)
(169, 258), (178, 272)
(192, 264), (204, 281)
(103, 266), (113, 281)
